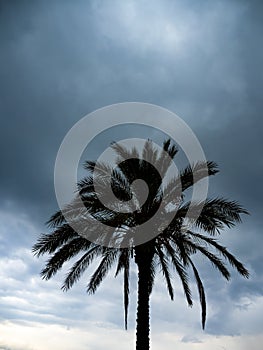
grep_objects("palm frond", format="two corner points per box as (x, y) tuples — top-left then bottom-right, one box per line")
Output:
(187, 231), (249, 278)
(77, 176), (94, 195)
(184, 238), (231, 280)
(142, 140), (158, 165)
(84, 160), (113, 180)
(111, 141), (139, 161)
(163, 161), (218, 203)
(148, 257), (156, 295)
(83, 160), (96, 172)
(87, 249), (118, 294)
(188, 257), (206, 329)
(62, 245), (102, 291)
(170, 233), (195, 265)
(46, 210), (65, 228)
(155, 245), (174, 300)
(195, 198), (249, 234)
(181, 161), (218, 192)
(155, 139), (178, 179)
(32, 225), (78, 256)
(161, 240), (192, 306)
(124, 254), (130, 330)
(115, 248), (131, 329)
(163, 139), (178, 158)
(40, 237), (92, 280)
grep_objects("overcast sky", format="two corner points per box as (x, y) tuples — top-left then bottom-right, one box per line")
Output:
(0, 0), (262, 349)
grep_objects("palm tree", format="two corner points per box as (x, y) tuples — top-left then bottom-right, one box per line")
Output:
(32, 139), (249, 350)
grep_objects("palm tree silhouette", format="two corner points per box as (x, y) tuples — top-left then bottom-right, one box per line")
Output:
(33, 139), (249, 350)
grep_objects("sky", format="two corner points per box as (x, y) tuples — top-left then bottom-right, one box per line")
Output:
(0, 0), (262, 349)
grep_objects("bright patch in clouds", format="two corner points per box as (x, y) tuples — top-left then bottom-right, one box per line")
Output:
(1, 321), (263, 350)
(93, 1), (195, 54)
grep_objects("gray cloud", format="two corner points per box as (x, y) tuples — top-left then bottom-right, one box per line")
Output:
(0, 0), (262, 348)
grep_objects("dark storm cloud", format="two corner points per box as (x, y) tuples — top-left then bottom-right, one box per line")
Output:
(0, 0), (262, 223)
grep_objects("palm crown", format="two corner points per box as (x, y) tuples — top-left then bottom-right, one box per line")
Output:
(33, 139), (249, 350)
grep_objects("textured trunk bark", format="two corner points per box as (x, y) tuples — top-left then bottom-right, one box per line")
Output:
(135, 255), (151, 350)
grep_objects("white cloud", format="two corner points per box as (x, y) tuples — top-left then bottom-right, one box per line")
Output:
(0, 206), (262, 349)
(0, 320), (132, 350)
(1, 319), (263, 350)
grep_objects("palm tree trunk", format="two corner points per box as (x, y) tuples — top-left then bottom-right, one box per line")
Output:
(135, 258), (151, 350)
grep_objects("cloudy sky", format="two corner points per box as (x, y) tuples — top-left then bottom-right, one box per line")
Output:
(0, 0), (262, 349)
